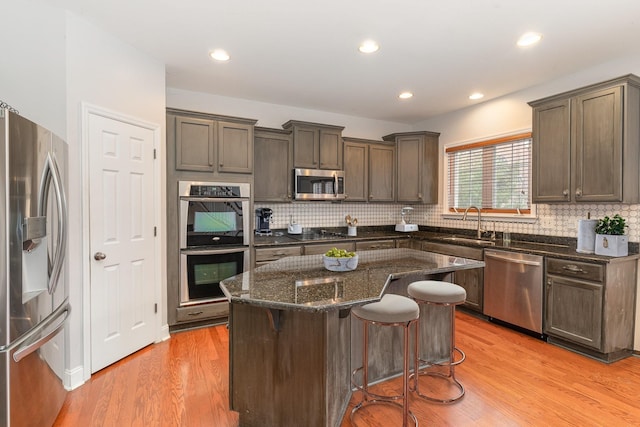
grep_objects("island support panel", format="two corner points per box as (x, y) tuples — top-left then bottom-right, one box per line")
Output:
(229, 302), (351, 427)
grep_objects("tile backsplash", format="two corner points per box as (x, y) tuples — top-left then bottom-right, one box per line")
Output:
(256, 202), (640, 243)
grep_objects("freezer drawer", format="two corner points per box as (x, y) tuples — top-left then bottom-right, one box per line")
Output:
(1, 302), (69, 427)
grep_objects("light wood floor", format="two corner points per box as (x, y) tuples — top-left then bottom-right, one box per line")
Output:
(53, 311), (640, 426)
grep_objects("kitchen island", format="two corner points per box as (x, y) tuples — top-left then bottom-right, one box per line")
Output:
(220, 248), (484, 427)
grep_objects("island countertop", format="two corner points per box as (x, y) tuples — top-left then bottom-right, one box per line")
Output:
(220, 248), (485, 312)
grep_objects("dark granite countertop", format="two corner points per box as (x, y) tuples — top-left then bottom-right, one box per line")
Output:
(220, 248), (484, 312)
(254, 226), (640, 264)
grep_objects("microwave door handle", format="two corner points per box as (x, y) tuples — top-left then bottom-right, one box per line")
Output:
(38, 153), (68, 295)
(334, 173), (338, 196)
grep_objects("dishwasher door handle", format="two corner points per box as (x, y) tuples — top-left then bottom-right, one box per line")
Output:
(485, 252), (542, 267)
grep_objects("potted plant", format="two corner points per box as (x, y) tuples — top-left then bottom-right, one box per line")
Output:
(594, 214), (628, 257)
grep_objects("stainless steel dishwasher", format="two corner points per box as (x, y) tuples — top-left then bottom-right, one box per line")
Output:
(483, 249), (544, 335)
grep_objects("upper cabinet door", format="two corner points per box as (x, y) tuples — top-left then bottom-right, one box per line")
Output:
(573, 86), (622, 202)
(217, 121), (254, 174)
(292, 126), (318, 169)
(175, 116), (216, 172)
(395, 135), (423, 203)
(318, 128), (343, 170)
(254, 128), (293, 202)
(531, 99), (571, 203)
(343, 141), (368, 202)
(369, 144), (395, 202)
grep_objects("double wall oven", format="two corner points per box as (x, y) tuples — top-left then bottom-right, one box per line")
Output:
(179, 181), (250, 308)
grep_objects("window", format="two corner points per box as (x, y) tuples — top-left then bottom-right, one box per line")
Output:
(446, 132), (532, 215)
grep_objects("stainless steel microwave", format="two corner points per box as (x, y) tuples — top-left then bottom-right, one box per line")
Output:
(293, 168), (346, 200)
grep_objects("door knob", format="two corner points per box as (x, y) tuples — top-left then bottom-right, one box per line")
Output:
(94, 252), (106, 261)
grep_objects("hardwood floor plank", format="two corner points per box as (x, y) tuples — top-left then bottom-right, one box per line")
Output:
(54, 312), (640, 427)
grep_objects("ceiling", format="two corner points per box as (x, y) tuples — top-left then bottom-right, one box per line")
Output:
(48, 0), (640, 124)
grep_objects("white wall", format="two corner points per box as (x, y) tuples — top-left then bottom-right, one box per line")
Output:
(65, 13), (167, 384)
(167, 87), (412, 139)
(1, 1), (67, 135)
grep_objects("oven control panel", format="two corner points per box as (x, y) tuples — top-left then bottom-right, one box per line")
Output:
(189, 185), (241, 197)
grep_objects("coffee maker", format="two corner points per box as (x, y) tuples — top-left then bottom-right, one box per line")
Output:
(255, 208), (273, 235)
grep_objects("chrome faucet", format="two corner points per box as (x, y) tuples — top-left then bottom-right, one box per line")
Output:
(462, 206), (483, 239)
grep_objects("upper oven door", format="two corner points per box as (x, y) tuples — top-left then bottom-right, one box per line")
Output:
(179, 197), (250, 248)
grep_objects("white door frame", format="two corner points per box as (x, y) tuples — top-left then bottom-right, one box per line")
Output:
(80, 103), (168, 383)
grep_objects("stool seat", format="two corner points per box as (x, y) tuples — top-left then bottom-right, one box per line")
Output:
(352, 293), (420, 324)
(408, 280), (466, 304)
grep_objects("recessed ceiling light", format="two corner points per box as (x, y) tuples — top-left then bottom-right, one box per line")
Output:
(517, 32), (542, 47)
(209, 49), (230, 61)
(358, 40), (379, 54)
(469, 92), (484, 100)
(398, 92), (413, 99)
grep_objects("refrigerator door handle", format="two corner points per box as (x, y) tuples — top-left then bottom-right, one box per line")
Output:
(38, 153), (68, 295)
(11, 300), (70, 363)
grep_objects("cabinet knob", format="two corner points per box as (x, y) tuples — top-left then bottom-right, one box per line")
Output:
(219, 163), (224, 167)
(94, 252), (106, 261)
(418, 193), (423, 199)
(562, 189), (569, 198)
(575, 188), (582, 197)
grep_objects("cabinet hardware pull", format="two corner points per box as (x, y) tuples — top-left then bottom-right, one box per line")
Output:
(562, 265), (586, 273)
(562, 189), (569, 197)
(575, 188), (582, 197)
(188, 311), (204, 316)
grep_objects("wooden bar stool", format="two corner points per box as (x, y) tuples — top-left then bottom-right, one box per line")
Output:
(351, 293), (420, 427)
(408, 280), (466, 404)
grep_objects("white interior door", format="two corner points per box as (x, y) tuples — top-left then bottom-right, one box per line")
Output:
(88, 112), (157, 373)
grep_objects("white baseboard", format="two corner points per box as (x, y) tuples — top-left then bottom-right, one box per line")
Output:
(65, 364), (86, 391)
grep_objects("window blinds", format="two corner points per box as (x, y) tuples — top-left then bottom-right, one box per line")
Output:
(446, 133), (532, 214)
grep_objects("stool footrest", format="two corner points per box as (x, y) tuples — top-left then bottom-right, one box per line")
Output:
(351, 366), (402, 402)
(351, 399), (418, 427)
(409, 369), (465, 404)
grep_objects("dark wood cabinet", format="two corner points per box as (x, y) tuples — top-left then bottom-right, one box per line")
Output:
(282, 120), (344, 170)
(169, 108), (256, 175)
(544, 257), (636, 362)
(383, 131), (440, 204)
(420, 241), (484, 312)
(254, 127), (293, 202)
(343, 137), (395, 202)
(175, 116), (216, 172)
(530, 75), (640, 203)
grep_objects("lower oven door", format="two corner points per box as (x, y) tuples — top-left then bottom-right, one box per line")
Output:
(180, 247), (250, 306)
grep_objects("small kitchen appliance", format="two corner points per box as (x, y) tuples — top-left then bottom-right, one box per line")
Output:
(395, 206), (419, 232)
(288, 216), (302, 234)
(255, 208), (273, 235)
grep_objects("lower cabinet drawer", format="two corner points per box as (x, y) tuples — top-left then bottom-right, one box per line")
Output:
(546, 258), (604, 282)
(356, 240), (396, 251)
(255, 246), (303, 262)
(305, 242), (355, 255)
(176, 302), (229, 322)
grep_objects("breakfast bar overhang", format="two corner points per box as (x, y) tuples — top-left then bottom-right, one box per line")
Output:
(220, 248), (485, 427)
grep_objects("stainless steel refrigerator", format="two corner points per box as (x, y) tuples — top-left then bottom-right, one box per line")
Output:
(0, 109), (70, 426)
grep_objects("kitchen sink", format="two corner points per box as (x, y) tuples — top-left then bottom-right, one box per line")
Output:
(439, 236), (496, 246)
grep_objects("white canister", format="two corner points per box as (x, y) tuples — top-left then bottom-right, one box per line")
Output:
(347, 226), (357, 236)
(576, 219), (598, 254)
